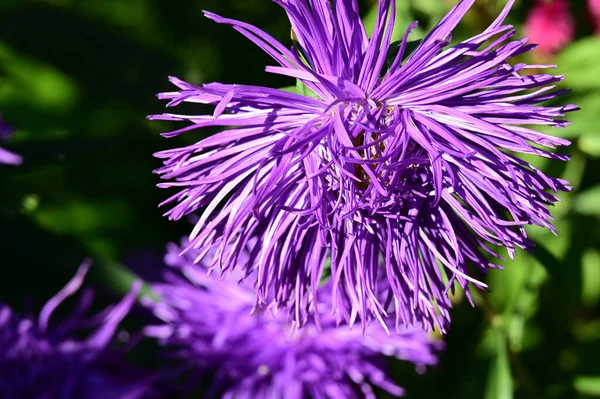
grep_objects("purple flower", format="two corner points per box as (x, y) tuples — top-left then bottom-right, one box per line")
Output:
(0, 114), (22, 165)
(0, 260), (154, 399)
(145, 240), (442, 399)
(151, 0), (577, 332)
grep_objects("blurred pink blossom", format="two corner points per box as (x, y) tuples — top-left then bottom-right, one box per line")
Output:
(525, 0), (574, 58)
(589, 0), (600, 33)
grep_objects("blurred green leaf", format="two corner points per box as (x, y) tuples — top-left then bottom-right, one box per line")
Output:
(503, 259), (547, 352)
(573, 319), (600, 343)
(385, 39), (422, 70)
(574, 376), (600, 396)
(581, 249), (600, 307)
(532, 240), (582, 312)
(279, 82), (320, 99)
(557, 38), (600, 90)
(363, 1), (424, 43)
(561, 151), (587, 196)
(484, 329), (513, 399)
(296, 79), (320, 100)
(21, 194), (41, 214)
(97, 257), (156, 299)
(279, 85), (296, 93)
(539, 93), (600, 140)
(574, 186), (600, 217)
(489, 255), (531, 311)
(579, 134), (600, 157)
(0, 43), (79, 114)
(532, 242), (563, 280)
(34, 196), (134, 236)
(409, 0), (447, 20)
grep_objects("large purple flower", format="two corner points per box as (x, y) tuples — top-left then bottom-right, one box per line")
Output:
(151, 0), (577, 332)
(145, 240), (442, 399)
(0, 261), (154, 399)
(0, 114), (22, 165)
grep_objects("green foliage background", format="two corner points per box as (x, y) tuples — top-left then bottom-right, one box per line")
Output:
(1, 0), (599, 397)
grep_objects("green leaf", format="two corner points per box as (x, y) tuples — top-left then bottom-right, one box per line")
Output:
(579, 134), (600, 157)
(0, 43), (80, 113)
(536, 93), (600, 140)
(502, 259), (547, 352)
(385, 39), (422, 70)
(296, 78), (320, 100)
(320, 256), (332, 287)
(574, 376), (600, 395)
(581, 249), (600, 307)
(363, 1), (424, 43)
(278, 82), (320, 99)
(21, 194), (41, 214)
(279, 85), (296, 94)
(409, 0), (448, 20)
(533, 240), (581, 310)
(97, 258), (157, 299)
(484, 328), (514, 399)
(532, 242), (563, 281)
(557, 38), (600, 90)
(574, 186), (600, 217)
(561, 94), (600, 140)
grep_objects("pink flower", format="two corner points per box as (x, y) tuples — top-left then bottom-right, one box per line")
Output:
(589, 0), (600, 33)
(525, 0), (574, 58)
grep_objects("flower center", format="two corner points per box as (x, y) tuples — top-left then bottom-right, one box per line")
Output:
(348, 103), (395, 190)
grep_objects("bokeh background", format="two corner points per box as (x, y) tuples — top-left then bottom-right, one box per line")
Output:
(1, 0), (599, 397)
